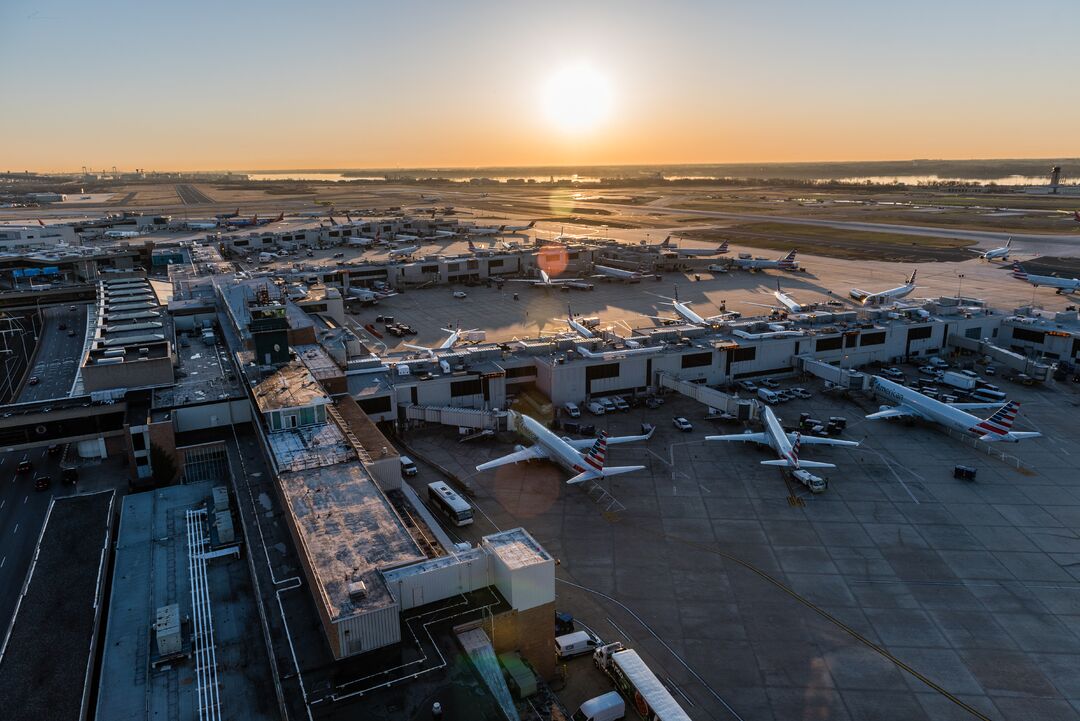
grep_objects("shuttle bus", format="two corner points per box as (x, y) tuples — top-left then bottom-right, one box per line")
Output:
(427, 481), (474, 526)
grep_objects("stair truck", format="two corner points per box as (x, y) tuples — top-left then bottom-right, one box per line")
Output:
(592, 643), (692, 721)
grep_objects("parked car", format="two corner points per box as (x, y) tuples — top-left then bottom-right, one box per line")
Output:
(34, 475), (51, 491)
(586, 401), (606, 416)
(611, 396), (629, 411)
(760, 378), (780, 389)
(16, 457), (33, 474)
(555, 630), (603, 659)
(67, 330), (75, 337)
(598, 397), (617, 413)
(984, 365), (996, 376)
(737, 380), (758, 392)
(563, 402), (581, 418)
(672, 417), (694, 432)
(47, 444), (62, 457)
(399, 456), (418, 477)
(452, 290), (467, 298)
(645, 396), (664, 409)
(28, 376), (39, 385)
(883, 367), (904, 380)
(791, 387), (813, 399)
(61, 467), (79, 485)
(757, 388), (780, 404)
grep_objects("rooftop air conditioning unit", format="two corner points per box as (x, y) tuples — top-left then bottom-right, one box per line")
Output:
(348, 578), (368, 600)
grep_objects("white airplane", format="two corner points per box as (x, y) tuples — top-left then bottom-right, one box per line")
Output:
(707, 403), (858, 469)
(347, 287), (396, 305)
(651, 286), (735, 325)
(867, 376), (1041, 443)
(186, 220), (220, 230)
(403, 327), (471, 358)
(103, 229), (143, 239)
(388, 245), (421, 260)
(393, 233), (421, 243)
(730, 249), (798, 271)
(979, 238), (1012, 261)
(500, 221), (536, 233)
(507, 268), (594, 290)
(476, 411), (654, 485)
(746, 280), (805, 314)
(669, 239), (730, 257)
(594, 265), (646, 282)
(559, 305), (595, 338)
(431, 228), (460, 239)
(1011, 261), (1080, 295)
(637, 235), (672, 251)
(850, 270), (917, 305)
(469, 224), (505, 236)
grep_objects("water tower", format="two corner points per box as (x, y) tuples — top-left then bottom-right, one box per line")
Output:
(1050, 165), (1062, 194)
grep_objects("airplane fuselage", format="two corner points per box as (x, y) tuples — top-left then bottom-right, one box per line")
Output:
(871, 376), (990, 435)
(514, 412), (594, 475)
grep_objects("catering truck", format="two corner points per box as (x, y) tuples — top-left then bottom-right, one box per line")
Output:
(592, 643), (692, 721)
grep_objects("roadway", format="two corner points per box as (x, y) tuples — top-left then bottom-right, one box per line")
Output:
(0, 447), (66, 641)
(16, 304), (87, 403)
(175, 184), (213, 205)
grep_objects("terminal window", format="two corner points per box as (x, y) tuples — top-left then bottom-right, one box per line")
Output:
(451, 379), (482, 397)
(816, 337), (843, 352)
(358, 396), (392, 415)
(585, 363), (620, 381)
(1011, 327), (1045, 344)
(731, 347), (756, 363)
(681, 351), (712, 368)
(859, 331), (886, 346)
(907, 326), (933, 341)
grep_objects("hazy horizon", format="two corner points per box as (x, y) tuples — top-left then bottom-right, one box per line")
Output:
(3, 0), (1079, 172)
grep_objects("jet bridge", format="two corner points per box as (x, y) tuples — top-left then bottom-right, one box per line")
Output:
(946, 336), (1050, 381)
(656, 372), (758, 420)
(794, 355), (870, 390)
(402, 404), (506, 430)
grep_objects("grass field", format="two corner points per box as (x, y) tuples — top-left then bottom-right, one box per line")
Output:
(682, 221), (975, 262)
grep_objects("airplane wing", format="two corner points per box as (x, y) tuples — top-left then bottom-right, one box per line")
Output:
(865, 406), (921, 421)
(787, 434), (859, 447)
(849, 289), (870, 300)
(475, 445), (550, 471)
(949, 402), (1009, 410)
(704, 432), (769, 445)
(565, 427), (654, 450)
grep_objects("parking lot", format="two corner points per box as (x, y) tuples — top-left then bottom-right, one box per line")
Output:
(403, 367), (1080, 721)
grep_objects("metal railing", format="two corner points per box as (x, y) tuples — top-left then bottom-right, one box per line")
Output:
(186, 508), (223, 721)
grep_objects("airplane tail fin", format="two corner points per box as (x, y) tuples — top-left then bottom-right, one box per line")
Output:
(717, 240), (729, 252)
(328, 216), (337, 225)
(973, 401), (1020, 438)
(1006, 238), (1012, 248)
(1011, 261), (1028, 280)
(907, 269), (918, 285)
(778, 249), (798, 269)
(37, 218), (45, 227)
(582, 431), (610, 472)
(567, 304), (574, 322)
(468, 240), (476, 251)
(528, 221), (536, 229)
(661, 236), (671, 248)
(346, 213), (353, 223)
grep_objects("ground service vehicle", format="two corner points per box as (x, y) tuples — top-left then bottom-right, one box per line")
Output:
(427, 481), (473, 526)
(572, 691), (626, 721)
(400, 456), (418, 476)
(555, 630), (603, 659)
(564, 402), (581, 418)
(672, 417), (693, 432)
(942, 371), (977, 390)
(593, 643), (691, 721)
(757, 388), (780, 404)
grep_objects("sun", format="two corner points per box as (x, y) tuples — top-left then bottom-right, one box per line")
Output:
(541, 63), (613, 134)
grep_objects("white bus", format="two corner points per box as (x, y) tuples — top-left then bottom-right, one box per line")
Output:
(427, 481), (473, 527)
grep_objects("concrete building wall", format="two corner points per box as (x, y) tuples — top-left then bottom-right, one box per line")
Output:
(83, 357), (174, 392)
(482, 601), (557, 680)
(389, 554), (492, 612)
(172, 400), (251, 433)
(336, 603), (401, 658)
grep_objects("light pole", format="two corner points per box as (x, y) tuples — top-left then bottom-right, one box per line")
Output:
(957, 273), (965, 299)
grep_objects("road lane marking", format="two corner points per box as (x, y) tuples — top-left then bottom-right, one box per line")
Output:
(13, 523), (18, 534)
(0, 557), (5, 568)
(23, 495), (28, 504)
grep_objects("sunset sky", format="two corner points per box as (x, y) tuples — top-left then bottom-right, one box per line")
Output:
(3, 0), (1078, 172)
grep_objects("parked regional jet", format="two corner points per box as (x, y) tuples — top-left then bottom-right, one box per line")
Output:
(1011, 261), (1080, 295)
(214, 208), (241, 220)
(707, 403), (858, 469)
(746, 280), (805, 314)
(347, 287), (396, 305)
(637, 235), (672, 251)
(403, 327), (471, 358)
(501, 221), (536, 233)
(594, 265), (647, 282)
(469, 224), (505, 236)
(186, 219), (220, 230)
(651, 286), (735, 325)
(103, 229), (144, 239)
(979, 238), (1012, 261)
(388, 245), (421, 259)
(508, 269), (594, 290)
(867, 376), (1041, 442)
(730, 249), (798, 271)
(849, 270), (917, 305)
(669, 240), (729, 257)
(559, 305), (595, 338)
(476, 411), (654, 485)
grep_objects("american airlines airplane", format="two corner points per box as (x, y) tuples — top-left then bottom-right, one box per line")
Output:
(347, 287), (396, 305)
(867, 376), (1041, 442)
(469, 224), (505, 236)
(730, 249), (798, 272)
(103, 228), (144, 239)
(669, 239), (730, 257)
(707, 403), (858, 469)
(559, 305), (595, 338)
(652, 286), (736, 325)
(849, 270), (917, 305)
(403, 327), (471, 358)
(746, 280), (805, 314)
(507, 268), (594, 290)
(501, 221), (536, 233)
(1011, 261), (1080, 295)
(979, 238), (1012, 261)
(476, 411), (654, 485)
(388, 244), (421, 259)
(594, 265), (647, 282)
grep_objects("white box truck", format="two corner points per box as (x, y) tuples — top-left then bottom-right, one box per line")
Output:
(941, 371), (977, 390)
(572, 691), (626, 721)
(593, 643), (692, 721)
